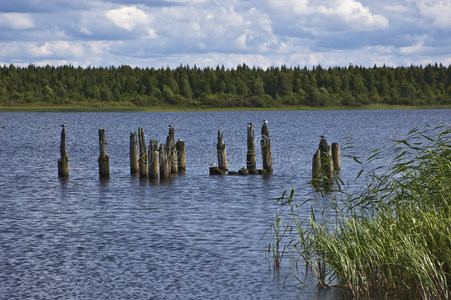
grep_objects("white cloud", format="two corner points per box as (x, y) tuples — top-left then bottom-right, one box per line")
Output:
(322, 0), (389, 30)
(0, 1), (449, 68)
(0, 13), (34, 30)
(29, 41), (85, 58)
(416, 0), (451, 28)
(400, 41), (425, 55)
(105, 6), (151, 31)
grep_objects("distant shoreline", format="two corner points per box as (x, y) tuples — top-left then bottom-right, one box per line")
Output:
(1, 103), (450, 112)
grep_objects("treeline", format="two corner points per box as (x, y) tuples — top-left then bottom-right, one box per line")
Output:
(1, 63), (450, 107)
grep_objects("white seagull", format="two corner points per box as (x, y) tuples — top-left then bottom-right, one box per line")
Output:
(60, 123), (67, 128)
(263, 120), (268, 125)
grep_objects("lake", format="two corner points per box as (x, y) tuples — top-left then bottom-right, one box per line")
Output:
(0, 109), (449, 299)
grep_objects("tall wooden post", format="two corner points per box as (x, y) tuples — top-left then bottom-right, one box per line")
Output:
(138, 128), (148, 178)
(98, 129), (109, 179)
(332, 142), (340, 172)
(130, 132), (139, 176)
(166, 127), (178, 174)
(176, 139), (186, 172)
(148, 139), (159, 180)
(58, 126), (69, 178)
(246, 123), (257, 173)
(159, 143), (170, 180)
(319, 138), (333, 180)
(312, 149), (321, 178)
(261, 122), (273, 173)
(217, 129), (228, 172)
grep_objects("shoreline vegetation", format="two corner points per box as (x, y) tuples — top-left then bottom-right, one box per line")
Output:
(1, 64), (450, 112)
(275, 126), (450, 298)
(1, 103), (451, 113)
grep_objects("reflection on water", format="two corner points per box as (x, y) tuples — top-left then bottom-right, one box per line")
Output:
(0, 109), (449, 299)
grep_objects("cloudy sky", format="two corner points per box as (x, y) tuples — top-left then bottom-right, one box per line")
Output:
(0, 0), (450, 69)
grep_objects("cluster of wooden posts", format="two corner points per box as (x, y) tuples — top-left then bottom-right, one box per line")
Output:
(312, 137), (340, 185)
(57, 123), (340, 185)
(209, 122), (273, 176)
(57, 126), (186, 181)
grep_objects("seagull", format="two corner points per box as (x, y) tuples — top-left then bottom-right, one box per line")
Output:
(169, 123), (174, 128)
(177, 138), (183, 142)
(210, 160), (216, 167)
(247, 122), (254, 126)
(320, 134), (327, 139)
(60, 123), (67, 128)
(263, 120), (268, 125)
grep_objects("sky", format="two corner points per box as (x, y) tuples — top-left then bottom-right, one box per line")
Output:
(0, 0), (450, 69)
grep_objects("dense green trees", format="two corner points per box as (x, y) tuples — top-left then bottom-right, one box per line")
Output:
(0, 63), (450, 107)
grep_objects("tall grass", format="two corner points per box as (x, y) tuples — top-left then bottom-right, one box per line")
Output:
(278, 125), (450, 298)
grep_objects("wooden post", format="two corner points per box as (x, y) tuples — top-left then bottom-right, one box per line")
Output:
(246, 123), (257, 174)
(332, 142), (340, 172)
(217, 129), (228, 172)
(166, 127), (178, 174)
(319, 138), (333, 180)
(130, 132), (139, 176)
(159, 143), (170, 180)
(261, 122), (273, 173)
(176, 139), (186, 172)
(98, 129), (109, 179)
(312, 149), (321, 178)
(148, 140), (159, 180)
(58, 126), (69, 178)
(138, 128), (148, 178)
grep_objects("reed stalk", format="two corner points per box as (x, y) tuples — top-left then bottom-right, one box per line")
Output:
(276, 125), (450, 299)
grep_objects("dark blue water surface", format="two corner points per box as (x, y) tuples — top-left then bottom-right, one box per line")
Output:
(0, 109), (449, 299)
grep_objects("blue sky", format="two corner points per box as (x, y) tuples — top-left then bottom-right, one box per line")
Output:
(0, 0), (450, 68)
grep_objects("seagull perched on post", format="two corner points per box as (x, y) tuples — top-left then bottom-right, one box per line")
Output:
(320, 134), (327, 139)
(247, 122), (254, 126)
(177, 138), (183, 142)
(263, 120), (268, 125)
(60, 123), (67, 128)
(169, 123), (174, 128)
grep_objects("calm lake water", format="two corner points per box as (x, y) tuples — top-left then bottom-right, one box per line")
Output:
(0, 109), (449, 299)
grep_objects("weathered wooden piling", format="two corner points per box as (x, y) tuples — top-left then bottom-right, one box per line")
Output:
(130, 132), (139, 176)
(159, 143), (170, 180)
(58, 126), (69, 178)
(261, 122), (273, 173)
(98, 129), (109, 179)
(176, 139), (186, 172)
(166, 127), (178, 174)
(148, 139), (159, 180)
(217, 129), (228, 172)
(319, 138), (334, 180)
(138, 128), (148, 178)
(246, 123), (257, 173)
(332, 142), (340, 172)
(312, 149), (321, 178)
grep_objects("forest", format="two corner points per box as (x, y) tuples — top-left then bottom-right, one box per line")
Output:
(1, 63), (450, 108)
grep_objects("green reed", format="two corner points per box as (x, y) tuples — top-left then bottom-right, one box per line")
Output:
(276, 125), (450, 298)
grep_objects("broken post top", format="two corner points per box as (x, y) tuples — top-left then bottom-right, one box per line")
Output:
(217, 128), (225, 147)
(261, 123), (269, 137)
(60, 126), (67, 158)
(247, 123), (255, 145)
(150, 139), (159, 152)
(319, 138), (329, 153)
(138, 127), (147, 153)
(261, 123), (271, 148)
(167, 126), (175, 147)
(99, 129), (107, 156)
